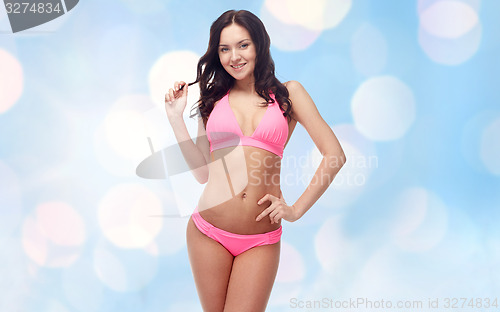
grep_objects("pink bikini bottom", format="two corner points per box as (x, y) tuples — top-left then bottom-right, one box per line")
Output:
(191, 206), (282, 257)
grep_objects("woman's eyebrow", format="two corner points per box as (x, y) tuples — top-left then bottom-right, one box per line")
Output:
(218, 39), (250, 47)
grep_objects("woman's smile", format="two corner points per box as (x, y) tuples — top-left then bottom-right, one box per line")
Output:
(231, 63), (246, 70)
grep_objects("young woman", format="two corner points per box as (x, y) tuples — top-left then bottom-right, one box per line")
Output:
(164, 9), (346, 312)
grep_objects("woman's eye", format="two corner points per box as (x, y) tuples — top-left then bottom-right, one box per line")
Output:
(220, 48), (228, 52)
(241, 44), (248, 48)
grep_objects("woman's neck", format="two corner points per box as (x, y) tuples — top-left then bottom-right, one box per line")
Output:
(232, 77), (256, 94)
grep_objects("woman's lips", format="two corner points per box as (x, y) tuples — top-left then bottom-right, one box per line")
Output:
(231, 63), (246, 70)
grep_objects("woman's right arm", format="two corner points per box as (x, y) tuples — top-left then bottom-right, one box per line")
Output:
(165, 81), (210, 184)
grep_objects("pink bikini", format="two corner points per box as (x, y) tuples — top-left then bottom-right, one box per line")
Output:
(206, 88), (288, 158)
(191, 89), (288, 256)
(192, 207), (283, 256)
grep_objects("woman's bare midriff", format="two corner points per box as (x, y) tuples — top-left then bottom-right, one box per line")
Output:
(197, 145), (282, 235)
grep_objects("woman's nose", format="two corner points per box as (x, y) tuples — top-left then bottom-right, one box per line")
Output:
(231, 50), (241, 61)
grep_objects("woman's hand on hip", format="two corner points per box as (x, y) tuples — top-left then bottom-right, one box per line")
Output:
(255, 192), (300, 223)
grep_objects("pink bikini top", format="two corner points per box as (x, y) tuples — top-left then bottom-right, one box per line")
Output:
(206, 89), (289, 158)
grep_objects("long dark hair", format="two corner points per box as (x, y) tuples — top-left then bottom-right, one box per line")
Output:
(187, 9), (292, 127)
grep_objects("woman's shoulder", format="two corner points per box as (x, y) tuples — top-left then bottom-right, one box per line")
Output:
(282, 80), (306, 97)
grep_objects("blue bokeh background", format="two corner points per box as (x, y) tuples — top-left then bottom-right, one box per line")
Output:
(1, 0), (499, 311)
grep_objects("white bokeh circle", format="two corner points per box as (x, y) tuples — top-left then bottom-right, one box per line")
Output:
(275, 240), (305, 282)
(351, 23), (388, 76)
(0, 160), (23, 238)
(21, 201), (86, 267)
(461, 109), (500, 173)
(420, 0), (478, 38)
(148, 50), (200, 111)
(418, 0), (482, 65)
(98, 183), (163, 248)
(391, 187), (448, 252)
(0, 49), (23, 114)
(260, 3), (321, 51)
(351, 76), (416, 141)
(93, 94), (170, 177)
(315, 215), (361, 274)
(264, 0), (351, 31)
(93, 240), (158, 292)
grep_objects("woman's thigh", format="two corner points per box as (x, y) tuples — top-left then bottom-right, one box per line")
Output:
(223, 241), (281, 312)
(186, 217), (234, 312)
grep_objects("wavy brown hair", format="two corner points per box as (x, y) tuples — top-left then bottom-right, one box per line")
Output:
(187, 9), (292, 127)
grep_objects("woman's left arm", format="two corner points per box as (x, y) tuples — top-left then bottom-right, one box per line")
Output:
(256, 80), (347, 223)
(291, 80), (346, 220)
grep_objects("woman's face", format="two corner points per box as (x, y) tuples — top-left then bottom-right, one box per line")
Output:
(218, 23), (256, 82)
